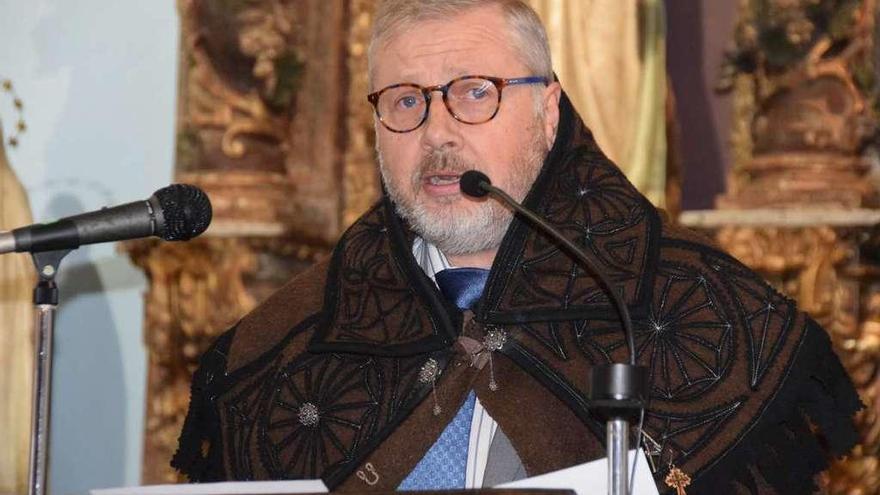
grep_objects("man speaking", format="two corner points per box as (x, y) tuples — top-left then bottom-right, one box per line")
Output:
(173, 1), (861, 493)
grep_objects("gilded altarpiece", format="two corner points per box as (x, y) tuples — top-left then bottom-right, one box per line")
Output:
(127, 0), (381, 482)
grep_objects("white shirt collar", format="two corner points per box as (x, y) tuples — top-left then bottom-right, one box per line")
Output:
(411, 236), (454, 284)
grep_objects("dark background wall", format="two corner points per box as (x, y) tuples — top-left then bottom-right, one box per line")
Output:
(666, 0), (741, 210)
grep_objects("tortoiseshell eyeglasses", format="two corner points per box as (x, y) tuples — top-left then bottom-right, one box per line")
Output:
(367, 75), (548, 133)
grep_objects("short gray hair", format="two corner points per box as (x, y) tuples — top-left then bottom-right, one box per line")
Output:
(368, 0), (553, 88)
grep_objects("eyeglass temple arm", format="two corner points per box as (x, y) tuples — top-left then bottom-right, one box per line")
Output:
(503, 76), (549, 86)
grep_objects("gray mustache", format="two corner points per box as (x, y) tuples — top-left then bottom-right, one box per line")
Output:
(413, 152), (475, 184)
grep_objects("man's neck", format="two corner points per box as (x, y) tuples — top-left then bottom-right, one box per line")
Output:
(446, 249), (497, 269)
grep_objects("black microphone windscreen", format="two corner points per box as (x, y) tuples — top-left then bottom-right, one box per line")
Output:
(153, 184), (212, 241)
(460, 170), (491, 198)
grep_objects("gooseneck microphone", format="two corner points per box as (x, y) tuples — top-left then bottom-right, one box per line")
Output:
(461, 170), (636, 364)
(460, 169), (647, 495)
(0, 184), (212, 255)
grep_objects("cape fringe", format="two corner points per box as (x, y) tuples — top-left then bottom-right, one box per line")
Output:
(691, 318), (863, 494)
(170, 330), (235, 482)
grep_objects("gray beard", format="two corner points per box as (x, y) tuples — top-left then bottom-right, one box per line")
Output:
(378, 124), (548, 256)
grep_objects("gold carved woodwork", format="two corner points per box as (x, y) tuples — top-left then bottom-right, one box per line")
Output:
(177, 0), (294, 170)
(681, 213), (880, 494)
(718, 0), (879, 209)
(343, 0), (381, 228)
(175, 0), (382, 243)
(134, 0), (382, 482)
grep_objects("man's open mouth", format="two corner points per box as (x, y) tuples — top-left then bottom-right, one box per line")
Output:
(425, 174), (461, 186)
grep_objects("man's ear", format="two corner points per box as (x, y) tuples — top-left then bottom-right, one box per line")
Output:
(542, 81), (562, 148)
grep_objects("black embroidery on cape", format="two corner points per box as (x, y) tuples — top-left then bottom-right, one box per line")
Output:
(224, 351), (423, 482)
(481, 144), (661, 326)
(310, 201), (459, 357)
(175, 310), (455, 486)
(646, 397), (744, 467)
(700, 247), (797, 389)
(580, 258), (735, 402)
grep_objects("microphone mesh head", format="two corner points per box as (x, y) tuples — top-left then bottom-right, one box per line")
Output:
(153, 184), (212, 241)
(460, 170), (491, 198)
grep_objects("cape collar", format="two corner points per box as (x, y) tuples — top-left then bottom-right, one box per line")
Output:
(310, 92), (661, 356)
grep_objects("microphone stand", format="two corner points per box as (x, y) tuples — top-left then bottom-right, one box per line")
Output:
(460, 171), (648, 495)
(589, 364), (646, 495)
(27, 248), (70, 495)
(0, 183), (212, 495)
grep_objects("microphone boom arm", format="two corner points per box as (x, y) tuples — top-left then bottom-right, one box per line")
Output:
(478, 179), (636, 366)
(463, 170), (648, 495)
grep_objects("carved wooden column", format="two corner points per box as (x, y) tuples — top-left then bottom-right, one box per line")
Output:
(716, 0), (878, 210)
(126, 0), (381, 483)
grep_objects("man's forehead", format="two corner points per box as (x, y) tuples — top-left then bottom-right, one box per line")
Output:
(374, 55), (518, 89)
(372, 13), (523, 86)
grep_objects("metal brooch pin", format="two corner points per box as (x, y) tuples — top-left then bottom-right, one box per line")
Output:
(482, 327), (508, 391)
(418, 358), (442, 416)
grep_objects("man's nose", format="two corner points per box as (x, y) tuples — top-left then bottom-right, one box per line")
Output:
(420, 94), (461, 151)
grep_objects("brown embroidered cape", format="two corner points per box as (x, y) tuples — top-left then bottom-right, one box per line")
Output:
(173, 93), (861, 494)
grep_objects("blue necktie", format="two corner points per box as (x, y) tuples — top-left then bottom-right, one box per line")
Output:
(398, 268), (489, 490)
(435, 268), (491, 311)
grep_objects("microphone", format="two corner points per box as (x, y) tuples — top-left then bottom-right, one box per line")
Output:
(459, 170), (491, 198)
(460, 170), (647, 494)
(0, 184), (212, 254)
(460, 170), (637, 365)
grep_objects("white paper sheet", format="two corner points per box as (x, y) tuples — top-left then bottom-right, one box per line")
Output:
(497, 450), (659, 495)
(90, 480), (328, 495)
